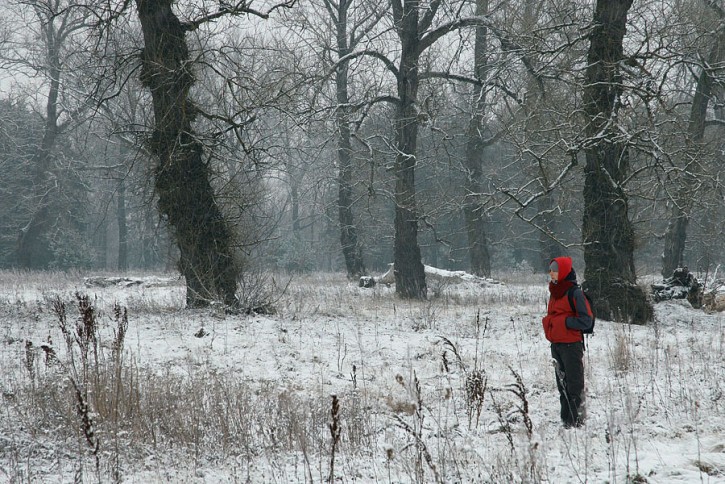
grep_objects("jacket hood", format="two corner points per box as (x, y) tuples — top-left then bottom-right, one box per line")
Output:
(551, 256), (573, 283)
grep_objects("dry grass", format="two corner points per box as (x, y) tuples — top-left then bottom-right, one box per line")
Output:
(610, 326), (634, 372)
(0, 270), (723, 482)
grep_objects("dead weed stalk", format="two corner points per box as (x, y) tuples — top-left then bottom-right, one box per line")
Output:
(328, 394), (342, 484)
(394, 372), (441, 484)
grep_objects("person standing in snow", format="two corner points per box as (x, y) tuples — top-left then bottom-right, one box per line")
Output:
(542, 256), (592, 428)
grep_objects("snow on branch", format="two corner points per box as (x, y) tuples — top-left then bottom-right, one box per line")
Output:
(181, 0), (298, 32)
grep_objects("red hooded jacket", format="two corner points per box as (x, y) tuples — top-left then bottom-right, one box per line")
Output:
(542, 256), (584, 343)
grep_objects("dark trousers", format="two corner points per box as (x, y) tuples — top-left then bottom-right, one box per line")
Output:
(551, 342), (585, 427)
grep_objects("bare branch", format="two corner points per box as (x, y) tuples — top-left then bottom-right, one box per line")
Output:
(419, 71), (522, 104)
(418, 0), (441, 34)
(417, 15), (492, 56)
(350, 3), (388, 48)
(331, 49), (399, 78)
(182, 0), (298, 32)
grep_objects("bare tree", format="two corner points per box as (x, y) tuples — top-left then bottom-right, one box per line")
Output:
(467, 0), (587, 272)
(324, 0), (386, 279)
(519, 0), (566, 270)
(134, 0), (237, 307)
(661, 0), (725, 277)
(131, 0), (294, 307)
(461, 0), (492, 277)
(6, 0), (94, 268)
(0, 100), (43, 266)
(386, 0), (428, 298)
(581, 0), (652, 323)
(383, 1), (502, 298)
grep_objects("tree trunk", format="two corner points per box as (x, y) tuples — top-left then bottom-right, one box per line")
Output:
(337, 123), (366, 278)
(141, 209), (158, 268)
(462, 0), (491, 278)
(117, 176), (128, 271)
(135, 0), (239, 308)
(334, 0), (366, 279)
(393, 0), (426, 299)
(582, 0), (652, 324)
(291, 182), (301, 238)
(15, 44), (61, 269)
(537, 194), (562, 271)
(662, 20), (725, 277)
(97, 216), (108, 269)
(662, 212), (687, 277)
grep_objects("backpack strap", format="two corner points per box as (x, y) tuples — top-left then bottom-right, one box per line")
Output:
(565, 285), (587, 350)
(566, 285), (578, 313)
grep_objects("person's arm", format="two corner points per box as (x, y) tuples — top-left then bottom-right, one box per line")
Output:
(565, 288), (593, 331)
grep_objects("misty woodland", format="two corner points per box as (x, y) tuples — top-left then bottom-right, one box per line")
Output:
(0, 0), (724, 483)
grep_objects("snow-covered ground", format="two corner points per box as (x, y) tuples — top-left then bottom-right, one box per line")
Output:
(0, 270), (723, 483)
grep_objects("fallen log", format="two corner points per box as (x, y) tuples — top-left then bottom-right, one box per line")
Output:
(650, 267), (702, 308)
(360, 263), (502, 288)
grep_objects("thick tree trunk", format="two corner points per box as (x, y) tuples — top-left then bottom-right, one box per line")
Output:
(462, 0), (491, 278)
(135, 0), (239, 308)
(662, 23), (725, 277)
(334, 1), (366, 279)
(662, 212), (687, 277)
(582, 0), (652, 324)
(463, 200), (491, 277)
(393, 0), (426, 299)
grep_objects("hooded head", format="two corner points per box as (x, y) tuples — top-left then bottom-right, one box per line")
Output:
(549, 256), (575, 284)
(548, 256), (577, 298)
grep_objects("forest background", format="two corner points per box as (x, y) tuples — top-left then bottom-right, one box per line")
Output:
(0, 0), (723, 313)
(1, 1), (725, 483)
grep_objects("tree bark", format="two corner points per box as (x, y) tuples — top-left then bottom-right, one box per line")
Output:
(135, 0), (239, 308)
(333, 0), (366, 279)
(661, 18), (725, 277)
(393, 0), (426, 299)
(462, 0), (491, 278)
(582, 0), (652, 324)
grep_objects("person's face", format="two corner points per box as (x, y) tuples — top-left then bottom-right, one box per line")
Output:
(549, 268), (558, 283)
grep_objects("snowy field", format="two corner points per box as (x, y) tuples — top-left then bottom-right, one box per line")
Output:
(0, 270), (723, 483)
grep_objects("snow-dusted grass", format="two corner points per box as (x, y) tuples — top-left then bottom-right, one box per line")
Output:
(0, 270), (723, 483)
